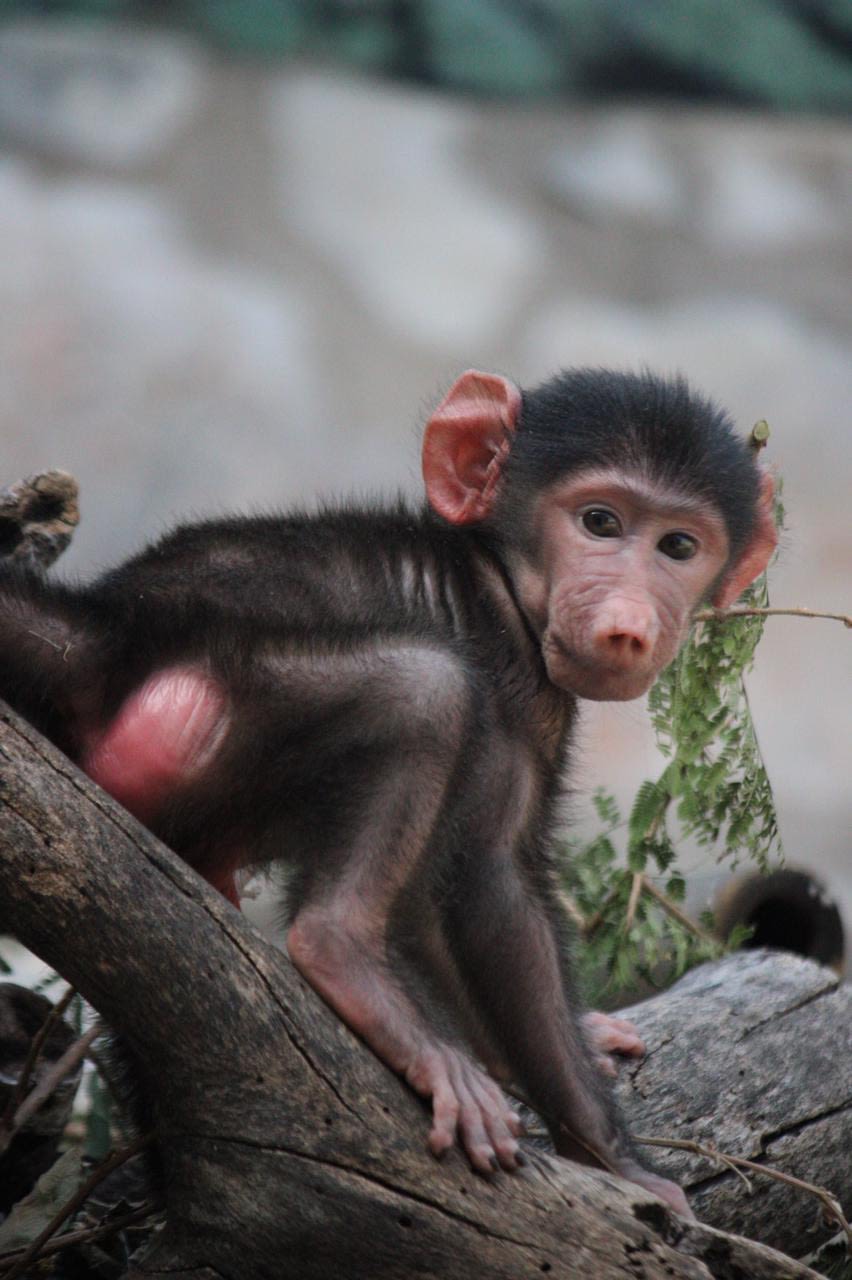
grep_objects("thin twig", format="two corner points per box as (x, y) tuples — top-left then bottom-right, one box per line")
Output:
(1, 1133), (155, 1280)
(621, 788), (673, 935)
(645, 794), (671, 844)
(640, 876), (716, 944)
(624, 872), (643, 933)
(696, 605), (851, 628)
(637, 1135), (852, 1248)
(749, 420), (770, 452)
(557, 888), (588, 930)
(8, 1023), (101, 1139)
(582, 881), (622, 939)
(0, 987), (76, 1142)
(0, 1203), (156, 1269)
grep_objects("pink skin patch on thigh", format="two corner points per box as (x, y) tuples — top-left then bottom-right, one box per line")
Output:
(81, 665), (229, 828)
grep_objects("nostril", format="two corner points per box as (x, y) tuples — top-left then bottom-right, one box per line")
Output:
(595, 629), (653, 667)
(607, 632), (647, 655)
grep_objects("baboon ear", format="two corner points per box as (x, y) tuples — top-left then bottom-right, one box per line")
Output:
(422, 370), (521, 525)
(712, 471), (778, 607)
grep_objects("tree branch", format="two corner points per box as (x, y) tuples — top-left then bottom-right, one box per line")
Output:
(637, 1136), (852, 1250)
(0, 704), (822, 1278)
(696, 605), (851, 628)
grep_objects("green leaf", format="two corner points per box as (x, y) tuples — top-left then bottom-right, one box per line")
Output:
(628, 780), (668, 844)
(627, 843), (647, 873)
(592, 787), (621, 828)
(0, 1149), (83, 1251)
(666, 875), (686, 902)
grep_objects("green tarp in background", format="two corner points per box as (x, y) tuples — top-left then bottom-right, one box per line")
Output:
(0, 0), (849, 112)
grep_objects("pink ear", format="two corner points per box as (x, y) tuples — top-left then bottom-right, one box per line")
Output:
(422, 370), (521, 524)
(712, 470), (778, 608)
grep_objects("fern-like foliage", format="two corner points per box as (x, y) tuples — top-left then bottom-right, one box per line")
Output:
(648, 574), (778, 871)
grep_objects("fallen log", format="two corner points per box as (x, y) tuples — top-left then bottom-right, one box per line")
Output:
(0, 703), (823, 1279)
(615, 949), (852, 1261)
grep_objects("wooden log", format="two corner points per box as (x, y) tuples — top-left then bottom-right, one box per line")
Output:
(0, 703), (821, 1280)
(614, 950), (852, 1261)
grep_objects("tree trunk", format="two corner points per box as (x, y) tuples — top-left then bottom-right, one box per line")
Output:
(0, 703), (824, 1280)
(615, 949), (852, 1261)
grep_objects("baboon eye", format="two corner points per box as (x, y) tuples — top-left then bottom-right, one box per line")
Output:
(582, 509), (621, 538)
(658, 531), (698, 561)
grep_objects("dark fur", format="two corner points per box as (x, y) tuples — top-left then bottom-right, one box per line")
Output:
(501, 369), (759, 558)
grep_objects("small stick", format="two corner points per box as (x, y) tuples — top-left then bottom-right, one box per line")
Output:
(2, 1133), (154, 1280)
(696, 605), (851, 629)
(0, 1203), (155, 1269)
(624, 872), (643, 933)
(637, 1135), (852, 1248)
(749, 419), (771, 452)
(639, 876), (716, 944)
(586, 872), (714, 944)
(7, 1024), (101, 1140)
(0, 987), (76, 1141)
(557, 888), (588, 930)
(582, 882), (622, 939)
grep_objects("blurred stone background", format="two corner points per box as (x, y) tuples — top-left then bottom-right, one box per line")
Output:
(0, 10), (849, 968)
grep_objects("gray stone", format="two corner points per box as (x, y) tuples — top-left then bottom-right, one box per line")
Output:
(542, 109), (849, 250)
(523, 295), (851, 489)
(0, 161), (326, 570)
(544, 114), (684, 228)
(266, 70), (540, 349)
(695, 138), (845, 250)
(0, 20), (208, 169)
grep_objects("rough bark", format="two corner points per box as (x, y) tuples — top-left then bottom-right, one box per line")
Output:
(616, 950), (852, 1261)
(0, 703), (822, 1280)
